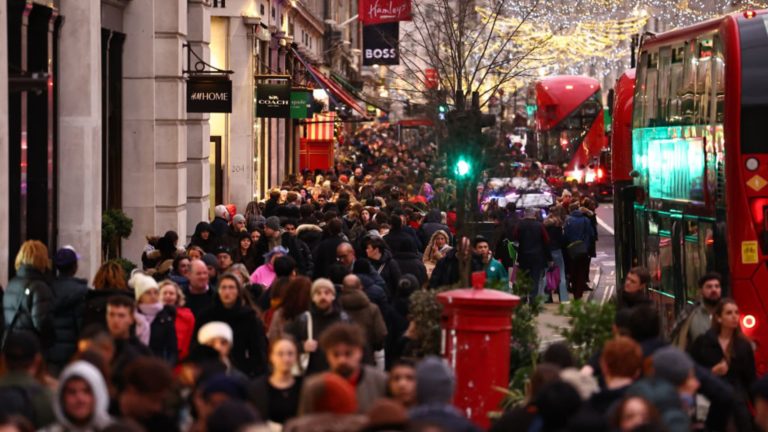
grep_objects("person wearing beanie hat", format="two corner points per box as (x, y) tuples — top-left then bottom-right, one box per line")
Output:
(132, 273), (178, 365)
(222, 213), (248, 252)
(253, 215), (310, 277)
(47, 245), (89, 374)
(651, 346), (698, 390)
(409, 356), (480, 432)
(283, 373), (366, 432)
(216, 245), (234, 273)
(286, 278), (349, 375)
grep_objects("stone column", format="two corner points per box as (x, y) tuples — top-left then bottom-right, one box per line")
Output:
(0, 0), (9, 285)
(122, 0), (189, 261)
(228, 16), (255, 210)
(57, 0), (102, 279)
(186, 0), (211, 238)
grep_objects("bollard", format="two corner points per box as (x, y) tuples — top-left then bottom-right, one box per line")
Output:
(436, 277), (520, 429)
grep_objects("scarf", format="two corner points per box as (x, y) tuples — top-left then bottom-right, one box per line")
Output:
(135, 302), (164, 346)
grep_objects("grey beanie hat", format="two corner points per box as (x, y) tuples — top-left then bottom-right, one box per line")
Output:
(233, 214), (246, 224)
(265, 216), (281, 231)
(652, 346), (694, 386)
(415, 356), (455, 405)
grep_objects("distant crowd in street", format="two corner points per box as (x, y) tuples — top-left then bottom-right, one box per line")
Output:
(2, 123), (767, 431)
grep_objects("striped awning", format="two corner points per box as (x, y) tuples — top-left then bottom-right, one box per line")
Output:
(305, 112), (336, 141)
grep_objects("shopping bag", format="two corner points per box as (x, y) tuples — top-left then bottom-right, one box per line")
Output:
(546, 266), (560, 294)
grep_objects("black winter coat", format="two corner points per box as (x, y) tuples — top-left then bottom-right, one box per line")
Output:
(384, 228), (420, 256)
(194, 302), (268, 378)
(393, 251), (428, 287)
(210, 217), (229, 238)
(429, 250), (484, 289)
(82, 289), (134, 331)
(3, 266), (55, 348)
(368, 249), (401, 297)
(188, 222), (219, 253)
(690, 329), (756, 395)
(46, 276), (88, 370)
(513, 218), (552, 271)
(255, 232), (310, 276)
(139, 305), (178, 365)
(312, 235), (345, 279)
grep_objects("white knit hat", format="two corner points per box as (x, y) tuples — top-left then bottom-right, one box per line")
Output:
(198, 321), (233, 345)
(132, 273), (159, 301)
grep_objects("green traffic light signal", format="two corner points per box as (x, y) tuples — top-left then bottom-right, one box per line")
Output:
(438, 104), (448, 113)
(455, 158), (471, 177)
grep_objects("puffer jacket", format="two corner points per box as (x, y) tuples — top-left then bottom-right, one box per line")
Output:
(3, 265), (55, 348)
(174, 306), (195, 361)
(46, 276), (89, 371)
(392, 251), (428, 287)
(367, 249), (401, 298)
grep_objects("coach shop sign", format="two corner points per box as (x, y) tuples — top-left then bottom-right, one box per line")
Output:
(256, 83), (291, 118)
(187, 78), (232, 113)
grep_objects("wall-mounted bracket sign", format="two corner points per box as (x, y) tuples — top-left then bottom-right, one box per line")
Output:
(183, 43), (234, 113)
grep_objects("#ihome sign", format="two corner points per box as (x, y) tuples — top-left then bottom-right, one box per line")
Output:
(187, 77), (232, 113)
(256, 83), (291, 119)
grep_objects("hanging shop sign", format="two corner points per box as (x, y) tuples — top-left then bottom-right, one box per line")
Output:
(290, 89), (313, 119)
(359, 0), (412, 24)
(363, 22), (399, 66)
(187, 77), (232, 113)
(256, 83), (291, 118)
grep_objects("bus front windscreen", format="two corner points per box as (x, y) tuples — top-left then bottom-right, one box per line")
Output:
(538, 94), (601, 166)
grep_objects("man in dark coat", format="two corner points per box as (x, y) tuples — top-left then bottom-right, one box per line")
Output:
(312, 218), (347, 279)
(46, 247), (88, 373)
(385, 215), (428, 286)
(255, 216), (309, 275)
(513, 207), (551, 301)
(363, 236), (401, 297)
(429, 237), (483, 289)
(418, 209), (451, 247)
(211, 205), (230, 238)
(563, 203), (595, 300)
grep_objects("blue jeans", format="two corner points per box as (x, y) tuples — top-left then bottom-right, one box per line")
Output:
(551, 249), (569, 302)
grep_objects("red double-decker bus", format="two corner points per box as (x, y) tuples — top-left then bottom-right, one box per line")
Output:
(534, 76), (609, 192)
(612, 10), (768, 373)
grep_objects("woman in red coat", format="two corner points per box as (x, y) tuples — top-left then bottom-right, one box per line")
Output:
(159, 280), (195, 361)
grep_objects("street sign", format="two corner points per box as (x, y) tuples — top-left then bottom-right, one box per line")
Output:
(359, 0), (412, 24)
(363, 22), (399, 66)
(425, 68), (438, 90)
(290, 90), (312, 119)
(187, 77), (232, 113)
(256, 83), (291, 118)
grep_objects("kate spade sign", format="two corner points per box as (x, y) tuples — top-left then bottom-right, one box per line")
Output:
(187, 78), (232, 113)
(256, 83), (291, 118)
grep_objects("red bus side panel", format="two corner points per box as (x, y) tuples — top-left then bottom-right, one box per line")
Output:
(611, 70), (636, 182)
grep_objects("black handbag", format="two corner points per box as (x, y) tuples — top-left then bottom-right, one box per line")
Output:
(566, 240), (588, 260)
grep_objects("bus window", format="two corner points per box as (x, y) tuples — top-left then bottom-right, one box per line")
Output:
(645, 52), (659, 127)
(713, 36), (725, 124)
(681, 41), (696, 124)
(633, 51), (649, 129)
(696, 36), (714, 125)
(683, 219), (705, 304)
(658, 47), (672, 126)
(669, 45), (685, 125)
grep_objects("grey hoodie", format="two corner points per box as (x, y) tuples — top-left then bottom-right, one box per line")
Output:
(45, 361), (112, 432)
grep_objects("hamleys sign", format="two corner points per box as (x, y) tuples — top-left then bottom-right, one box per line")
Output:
(359, 0), (412, 24)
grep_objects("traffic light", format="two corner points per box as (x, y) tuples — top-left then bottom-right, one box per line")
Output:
(455, 156), (471, 178)
(437, 103), (449, 121)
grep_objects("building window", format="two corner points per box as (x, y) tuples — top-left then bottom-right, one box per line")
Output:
(260, 4), (265, 16)
(271, 7), (275, 19)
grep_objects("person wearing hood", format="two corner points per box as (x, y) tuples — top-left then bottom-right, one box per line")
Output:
(286, 278), (350, 375)
(211, 205), (230, 238)
(363, 236), (401, 297)
(47, 247), (89, 374)
(43, 361), (112, 432)
(250, 246), (288, 288)
(384, 215), (428, 286)
(338, 275), (388, 365)
(193, 274), (268, 378)
(131, 273), (178, 365)
(409, 356), (481, 432)
(423, 230), (452, 279)
(563, 202), (595, 300)
(189, 222), (218, 254)
(418, 209), (451, 247)
(232, 231), (259, 273)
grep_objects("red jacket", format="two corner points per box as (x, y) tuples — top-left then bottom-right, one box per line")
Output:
(175, 306), (195, 361)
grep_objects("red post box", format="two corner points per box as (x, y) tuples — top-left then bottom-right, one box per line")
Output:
(436, 283), (520, 429)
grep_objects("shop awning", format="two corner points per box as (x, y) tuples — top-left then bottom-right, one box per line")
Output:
(292, 49), (368, 117)
(331, 72), (389, 114)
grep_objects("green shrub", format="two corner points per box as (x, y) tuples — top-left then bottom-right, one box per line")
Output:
(102, 209), (133, 260)
(556, 300), (616, 365)
(109, 258), (137, 280)
(408, 288), (447, 356)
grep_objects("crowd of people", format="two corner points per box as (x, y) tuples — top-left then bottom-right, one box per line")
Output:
(1, 123), (767, 431)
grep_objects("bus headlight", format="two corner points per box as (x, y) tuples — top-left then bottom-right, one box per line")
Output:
(743, 314), (757, 329)
(747, 158), (760, 171)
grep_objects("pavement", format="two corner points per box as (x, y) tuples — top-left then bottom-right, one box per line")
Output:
(536, 203), (617, 348)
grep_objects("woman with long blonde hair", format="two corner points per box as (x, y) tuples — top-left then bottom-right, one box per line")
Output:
(4, 240), (55, 347)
